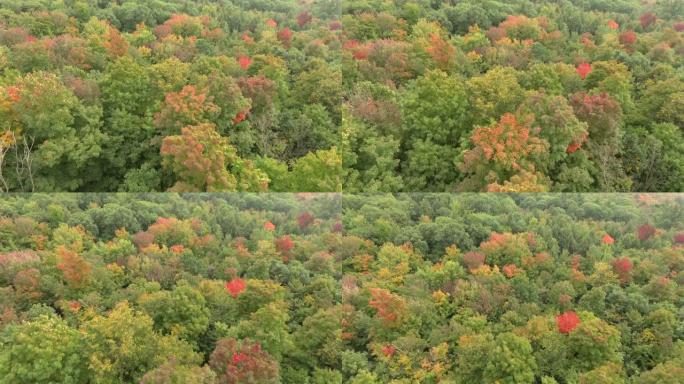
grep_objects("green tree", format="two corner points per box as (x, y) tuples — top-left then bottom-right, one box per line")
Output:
(400, 70), (471, 190)
(138, 283), (211, 343)
(4, 72), (103, 191)
(0, 315), (89, 384)
(82, 301), (201, 384)
(224, 301), (294, 360)
(483, 332), (537, 384)
(281, 148), (343, 192)
(141, 361), (216, 384)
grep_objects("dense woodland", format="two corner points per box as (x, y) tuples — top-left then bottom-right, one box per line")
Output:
(0, 0), (342, 192)
(2, 0), (684, 193)
(341, 0), (684, 192)
(0, 193), (683, 383)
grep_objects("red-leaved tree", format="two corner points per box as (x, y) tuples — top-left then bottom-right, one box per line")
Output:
(263, 221), (275, 231)
(296, 12), (312, 27)
(640, 12), (656, 30)
(277, 28), (293, 45)
(556, 311), (580, 334)
(637, 224), (656, 241)
(619, 31), (637, 45)
(297, 212), (315, 230)
(275, 235), (294, 254)
(674, 233), (684, 244)
(602, 234), (615, 245)
(369, 288), (406, 328)
(56, 245), (91, 289)
(576, 63), (592, 80)
(226, 277), (247, 298)
(611, 257), (633, 284)
(463, 251), (486, 270)
(209, 338), (279, 384)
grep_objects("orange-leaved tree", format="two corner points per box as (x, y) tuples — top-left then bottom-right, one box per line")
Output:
(160, 123), (268, 192)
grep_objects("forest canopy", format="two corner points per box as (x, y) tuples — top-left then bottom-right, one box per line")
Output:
(341, 0), (684, 192)
(0, 0), (342, 192)
(1, 0), (683, 192)
(0, 193), (683, 383)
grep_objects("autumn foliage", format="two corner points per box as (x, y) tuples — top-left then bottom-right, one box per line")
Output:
(425, 34), (455, 70)
(56, 246), (91, 289)
(602, 234), (615, 245)
(237, 56), (251, 70)
(161, 123), (267, 192)
(0, 194), (682, 383)
(640, 12), (656, 29)
(368, 288), (406, 327)
(637, 224), (656, 241)
(570, 92), (622, 143)
(0, 3), (342, 193)
(556, 311), (581, 334)
(611, 257), (633, 283)
(296, 12), (312, 27)
(277, 28), (293, 44)
(460, 113), (548, 191)
(463, 251), (486, 270)
(381, 344), (396, 357)
(154, 86), (218, 134)
(576, 63), (592, 79)
(619, 31), (637, 45)
(674, 233), (684, 244)
(209, 338), (279, 384)
(275, 235), (294, 254)
(225, 277), (246, 298)
(297, 212), (315, 230)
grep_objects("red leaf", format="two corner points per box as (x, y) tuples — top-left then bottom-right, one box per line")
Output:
(241, 34), (254, 44)
(619, 31), (637, 45)
(640, 12), (656, 29)
(674, 233), (684, 244)
(566, 142), (582, 154)
(611, 257), (633, 283)
(296, 11), (312, 27)
(238, 56), (251, 70)
(502, 264), (519, 278)
(576, 62), (592, 79)
(226, 277), (246, 298)
(6, 86), (21, 103)
(602, 234), (614, 245)
(277, 28), (293, 43)
(275, 235), (294, 254)
(68, 300), (81, 312)
(170, 244), (185, 253)
(263, 221), (275, 231)
(369, 288), (405, 327)
(232, 352), (247, 364)
(463, 251), (485, 270)
(381, 344), (395, 357)
(637, 224), (656, 241)
(297, 212), (315, 229)
(556, 311), (580, 334)
(233, 111), (247, 125)
(331, 222), (343, 233)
